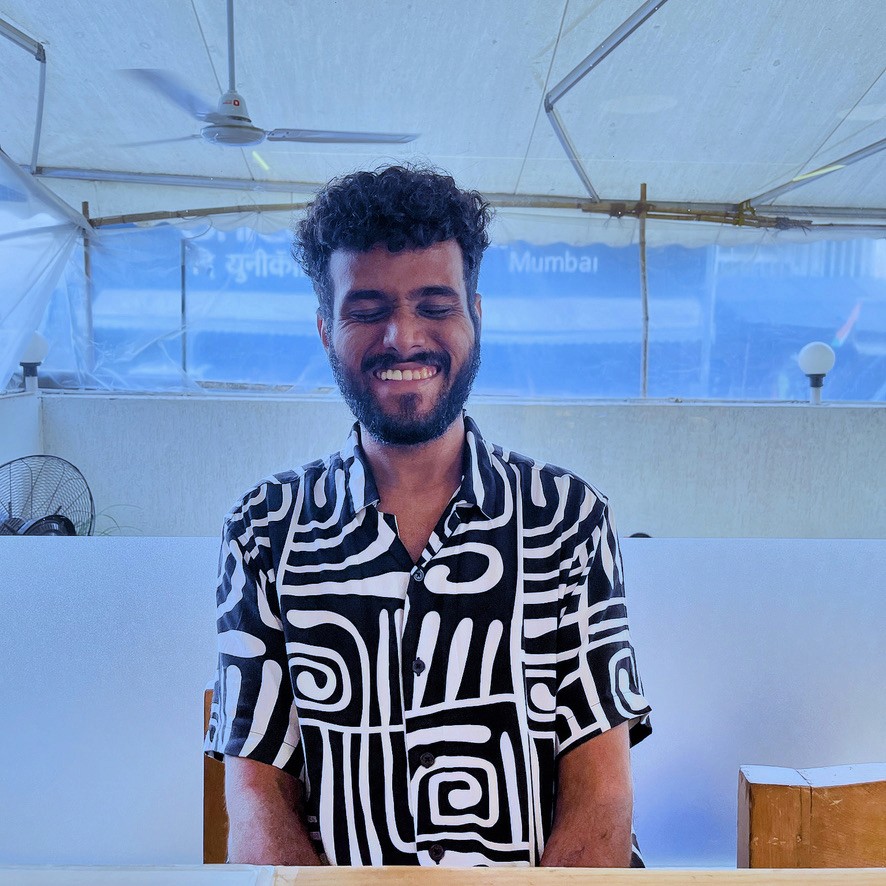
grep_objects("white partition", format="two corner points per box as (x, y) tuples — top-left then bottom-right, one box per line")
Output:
(0, 537), (218, 866)
(0, 393), (41, 465)
(0, 537), (883, 867)
(39, 394), (886, 539)
(625, 539), (886, 865)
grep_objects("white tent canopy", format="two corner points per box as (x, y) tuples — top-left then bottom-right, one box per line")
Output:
(2, 0), (885, 244)
(0, 150), (84, 390)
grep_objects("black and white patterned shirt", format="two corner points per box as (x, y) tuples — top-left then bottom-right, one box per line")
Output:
(205, 415), (651, 867)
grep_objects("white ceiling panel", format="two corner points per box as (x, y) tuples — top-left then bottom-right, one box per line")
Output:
(1, 0), (884, 237)
(520, 0), (886, 204)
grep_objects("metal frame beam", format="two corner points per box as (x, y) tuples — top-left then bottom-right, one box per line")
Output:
(546, 0), (670, 107)
(1, 153), (89, 230)
(544, 0), (671, 200)
(745, 136), (886, 209)
(546, 106), (600, 201)
(1, 17), (47, 172)
(35, 166), (315, 193)
(0, 17), (42, 57)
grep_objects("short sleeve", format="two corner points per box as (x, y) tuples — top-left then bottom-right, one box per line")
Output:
(554, 496), (652, 757)
(203, 485), (303, 775)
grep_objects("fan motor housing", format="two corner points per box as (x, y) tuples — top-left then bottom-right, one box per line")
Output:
(0, 515), (77, 536)
(218, 89), (251, 121)
(201, 123), (266, 146)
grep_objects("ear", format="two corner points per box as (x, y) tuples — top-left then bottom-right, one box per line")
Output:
(473, 292), (482, 326)
(317, 311), (331, 351)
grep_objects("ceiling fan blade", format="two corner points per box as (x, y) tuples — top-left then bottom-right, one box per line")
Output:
(121, 68), (215, 121)
(265, 128), (418, 144)
(120, 135), (203, 147)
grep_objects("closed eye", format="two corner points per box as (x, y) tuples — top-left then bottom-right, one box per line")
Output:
(420, 304), (455, 317)
(349, 308), (389, 322)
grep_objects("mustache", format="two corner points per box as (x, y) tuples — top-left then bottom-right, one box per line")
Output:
(362, 351), (450, 373)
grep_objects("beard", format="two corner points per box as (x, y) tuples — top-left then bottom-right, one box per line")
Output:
(328, 341), (481, 446)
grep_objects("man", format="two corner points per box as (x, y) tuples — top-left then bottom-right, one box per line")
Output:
(205, 165), (651, 868)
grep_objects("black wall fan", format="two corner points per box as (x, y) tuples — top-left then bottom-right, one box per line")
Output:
(0, 455), (95, 536)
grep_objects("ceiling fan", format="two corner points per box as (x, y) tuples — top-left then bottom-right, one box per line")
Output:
(124, 0), (417, 149)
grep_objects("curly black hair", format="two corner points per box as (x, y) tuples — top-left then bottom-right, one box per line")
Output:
(293, 164), (492, 322)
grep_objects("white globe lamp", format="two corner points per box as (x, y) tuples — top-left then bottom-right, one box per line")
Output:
(20, 331), (49, 394)
(798, 341), (836, 405)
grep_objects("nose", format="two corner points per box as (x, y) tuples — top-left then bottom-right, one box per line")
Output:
(382, 306), (427, 356)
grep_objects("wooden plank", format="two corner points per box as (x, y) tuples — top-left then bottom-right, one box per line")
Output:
(271, 868), (886, 885)
(739, 767), (811, 867)
(2, 867), (886, 885)
(808, 780), (886, 867)
(739, 764), (886, 868)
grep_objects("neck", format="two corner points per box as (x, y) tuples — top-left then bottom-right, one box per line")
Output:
(360, 415), (466, 499)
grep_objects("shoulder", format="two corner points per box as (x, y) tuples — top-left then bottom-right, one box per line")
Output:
(223, 453), (341, 533)
(491, 443), (610, 515)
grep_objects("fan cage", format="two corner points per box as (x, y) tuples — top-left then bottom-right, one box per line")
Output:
(0, 455), (95, 536)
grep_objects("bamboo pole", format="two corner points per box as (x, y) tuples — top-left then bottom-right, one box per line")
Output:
(639, 183), (650, 398)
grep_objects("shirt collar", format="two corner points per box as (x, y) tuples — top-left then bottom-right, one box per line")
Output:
(341, 413), (497, 520)
(456, 413), (496, 519)
(342, 423), (380, 515)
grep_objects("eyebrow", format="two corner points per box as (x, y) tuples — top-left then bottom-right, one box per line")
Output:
(343, 285), (461, 303)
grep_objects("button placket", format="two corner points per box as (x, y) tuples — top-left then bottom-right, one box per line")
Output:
(402, 549), (442, 844)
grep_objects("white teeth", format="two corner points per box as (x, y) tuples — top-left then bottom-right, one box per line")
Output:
(377, 366), (437, 381)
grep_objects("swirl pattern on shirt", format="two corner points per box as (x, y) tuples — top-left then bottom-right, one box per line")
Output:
(205, 415), (651, 867)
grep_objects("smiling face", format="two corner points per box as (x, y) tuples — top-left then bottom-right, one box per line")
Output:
(318, 240), (481, 446)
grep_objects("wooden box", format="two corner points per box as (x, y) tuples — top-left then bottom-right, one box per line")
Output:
(738, 763), (886, 868)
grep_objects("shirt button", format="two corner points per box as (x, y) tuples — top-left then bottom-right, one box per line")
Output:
(412, 567), (425, 582)
(420, 751), (435, 768)
(412, 657), (426, 675)
(429, 844), (445, 863)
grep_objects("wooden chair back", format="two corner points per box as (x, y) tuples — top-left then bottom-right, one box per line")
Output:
(203, 687), (228, 863)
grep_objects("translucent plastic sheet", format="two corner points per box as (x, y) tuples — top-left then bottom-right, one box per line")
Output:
(0, 150), (82, 392)
(39, 225), (324, 393)
(39, 225), (204, 392)
(647, 239), (886, 400)
(35, 216), (886, 402)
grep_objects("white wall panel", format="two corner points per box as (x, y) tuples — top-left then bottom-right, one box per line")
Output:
(624, 538), (886, 866)
(0, 537), (882, 866)
(0, 393), (41, 465)
(40, 394), (886, 538)
(0, 537), (218, 865)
